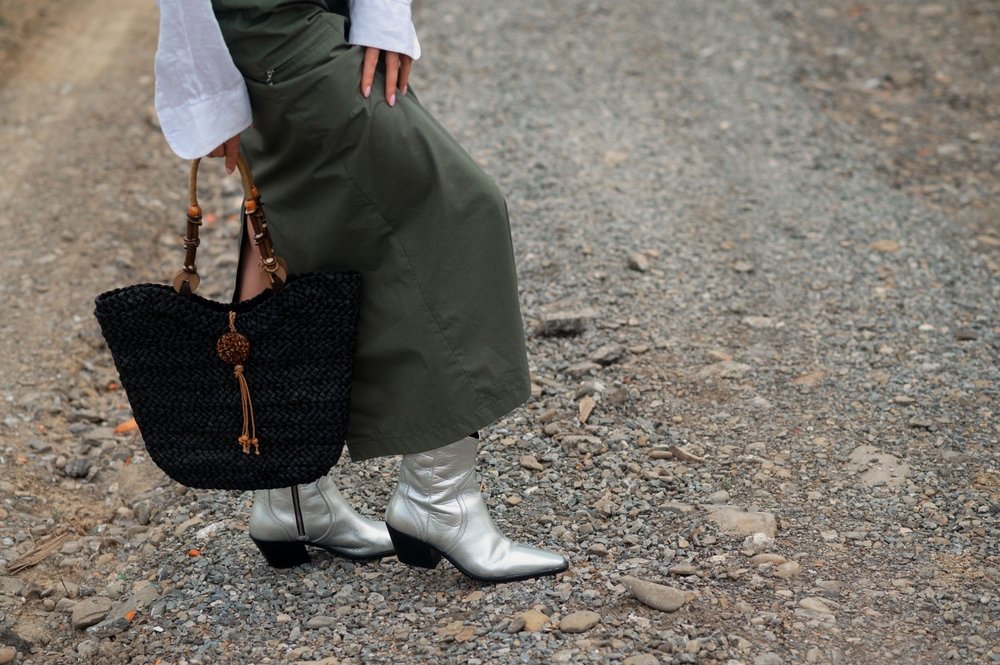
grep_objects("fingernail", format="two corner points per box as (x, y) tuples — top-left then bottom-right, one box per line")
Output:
(401, 85), (408, 96)
(389, 93), (396, 107)
(226, 167), (234, 175)
(364, 86), (371, 98)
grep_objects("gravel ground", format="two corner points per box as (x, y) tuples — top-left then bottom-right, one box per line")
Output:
(0, 0), (998, 664)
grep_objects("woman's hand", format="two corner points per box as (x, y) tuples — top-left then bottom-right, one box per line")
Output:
(207, 134), (241, 174)
(361, 47), (412, 107)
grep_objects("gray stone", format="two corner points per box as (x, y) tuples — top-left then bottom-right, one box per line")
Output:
(535, 308), (598, 337)
(0, 578), (25, 595)
(938, 450), (965, 464)
(775, 561), (802, 579)
(106, 579), (126, 601)
(64, 458), (93, 478)
(608, 387), (628, 407)
(71, 597), (113, 629)
(622, 655), (661, 665)
(750, 554), (787, 566)
(806, 647), (825, 663)
(173, 517), (204, 538)
(86, 616), (129, 638)
(845, 445), (909, 488)
(706, 490), (730, 504)
(55, 598), (78, 612)
(754, 654), (783, 665)
(306, 616), (338, 629)
(591, 345), (624, 366)
(706, 506), (777, 538)
(743, 316), (776, 329)
(134, 501), (152, 526)
(889, 69), (914, 86)
(0, 627), (32, 653)
(566, 362), (601, 378)
(620, 576), (686, 612)
(519, 455), (545, 472)
(76, 641), (99, 658)
(561, 435), (603, 455)
(68, 409), (102, 424)
(699, 361), (752, 379)
(815, 580), (844, 593)
(627, 253), (649, 272)
(558, 611), (601, 633)
(27, 439), (52, 453)
(82, 427), (115, 446)
(798, 597), (833, 615)
(661, 502), (696, 515)
(669, 564), (697, 576)
(572, 381), (604, 399)
(110, 583), (160, 619)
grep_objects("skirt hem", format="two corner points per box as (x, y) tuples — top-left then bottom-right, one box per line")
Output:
(344, 379), (530, 461)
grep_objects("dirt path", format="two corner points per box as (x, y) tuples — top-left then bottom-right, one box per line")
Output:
(0, 0), (998, 664)
(0, 0), (161, 373)
(0, 0), (176, 646)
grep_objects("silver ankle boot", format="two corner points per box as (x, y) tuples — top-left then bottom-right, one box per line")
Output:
(250, 474), (395, 568)
(385, 436), (569, 582)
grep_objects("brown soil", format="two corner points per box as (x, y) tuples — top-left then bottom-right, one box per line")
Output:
(784, 0), (1000, 255)
(0, 0), (63, 79)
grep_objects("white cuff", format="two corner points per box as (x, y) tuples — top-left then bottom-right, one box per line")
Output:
(156, 85), (253, 160)
(348, 0), (421, 60)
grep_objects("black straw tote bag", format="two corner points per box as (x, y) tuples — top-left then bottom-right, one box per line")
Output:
(94, 155), (360, 490)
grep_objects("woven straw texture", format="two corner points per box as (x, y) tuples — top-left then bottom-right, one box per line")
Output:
(94, 272), (360, 490)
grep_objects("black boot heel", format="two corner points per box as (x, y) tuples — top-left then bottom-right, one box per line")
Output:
(252, 537), (311, 568)
(387, 526), (442, 569)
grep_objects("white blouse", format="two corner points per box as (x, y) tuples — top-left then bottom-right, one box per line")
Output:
(154, 0), (421, 160)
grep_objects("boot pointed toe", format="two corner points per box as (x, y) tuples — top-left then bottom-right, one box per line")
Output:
(451, 541), (569, 582)
(387, 436), (569, 583)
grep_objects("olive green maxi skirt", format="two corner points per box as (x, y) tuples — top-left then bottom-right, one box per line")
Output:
(211, 2), (530, 460)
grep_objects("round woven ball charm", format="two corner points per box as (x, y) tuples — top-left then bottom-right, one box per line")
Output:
(217, 331), (250, 364)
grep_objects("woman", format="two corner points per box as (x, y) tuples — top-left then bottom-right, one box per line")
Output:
(154, 0), (567, 582)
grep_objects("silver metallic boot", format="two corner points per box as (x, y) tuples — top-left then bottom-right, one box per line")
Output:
(385, 436), (569, 582)
(250, 474), (395, 568)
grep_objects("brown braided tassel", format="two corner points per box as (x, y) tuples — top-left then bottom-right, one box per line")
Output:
(216, 312), (258, 454)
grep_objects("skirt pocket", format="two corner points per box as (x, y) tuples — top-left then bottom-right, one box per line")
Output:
(235, 11), (350, 86)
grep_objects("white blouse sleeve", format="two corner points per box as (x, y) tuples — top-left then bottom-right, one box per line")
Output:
(348, 0), (421, 60)
(153, 0), (253, 160)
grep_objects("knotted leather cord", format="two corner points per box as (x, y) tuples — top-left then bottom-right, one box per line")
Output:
(228, 311), (259, 455)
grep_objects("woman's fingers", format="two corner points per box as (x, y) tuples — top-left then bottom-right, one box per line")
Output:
(384, 51), (399, 106)
(361, 47), (379, 98)
(206, 134), (241, 174)
(223, 135), (240, 175)
(399, 55), (412, 96)
(360, 48), (411, 105)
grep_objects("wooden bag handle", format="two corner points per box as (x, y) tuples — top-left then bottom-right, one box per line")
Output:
(173, 154), (288, 297)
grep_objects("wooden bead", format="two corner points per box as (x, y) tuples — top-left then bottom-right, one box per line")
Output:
(216, 332), (250, 364)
